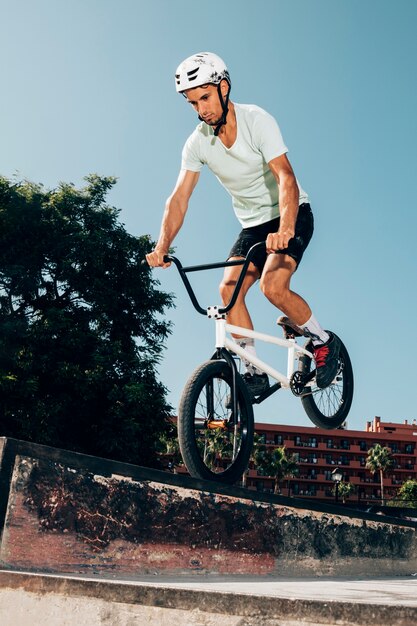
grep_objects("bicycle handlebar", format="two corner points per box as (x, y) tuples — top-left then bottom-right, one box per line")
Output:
(163, 241), (266, 316)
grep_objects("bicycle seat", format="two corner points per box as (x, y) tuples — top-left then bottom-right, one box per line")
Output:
(277, 316), (305, 339)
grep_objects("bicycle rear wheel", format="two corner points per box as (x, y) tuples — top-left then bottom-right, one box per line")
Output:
(300, 332), (354, 429)
(178, 359), (254, 484)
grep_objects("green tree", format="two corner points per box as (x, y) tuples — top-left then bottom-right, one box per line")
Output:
(366, 443), (394, 505)
(397, 480), (417, 508)
(157, 422), (183, 470)
(202, 429), (233, 469)
(254, 445), (299, 494)
(241, 432), (262, 488)
(333, 481), (355, 504)
(0, 174), (173, 467)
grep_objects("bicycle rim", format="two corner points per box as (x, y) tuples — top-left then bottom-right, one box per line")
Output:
(178, 360), (254, 483)
(300, 334), (354, 429)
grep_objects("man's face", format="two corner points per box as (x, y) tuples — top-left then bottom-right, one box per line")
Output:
(184, 83), (225, 126)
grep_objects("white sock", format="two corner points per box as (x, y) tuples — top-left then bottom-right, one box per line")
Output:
(236, 338), (262, 375)
(299, 314), (330, 346)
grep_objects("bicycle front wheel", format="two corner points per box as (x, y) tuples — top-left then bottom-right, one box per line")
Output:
(300, 332), (354, 429)
(178, 360), (254, 484)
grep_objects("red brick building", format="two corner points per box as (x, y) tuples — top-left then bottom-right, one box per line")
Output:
(247, 416), (417, 504)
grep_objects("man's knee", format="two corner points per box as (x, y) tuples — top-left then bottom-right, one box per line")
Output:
(219, 276), (237, 301)
(260, 273), (289, 306)
(220, 267), (258, 303)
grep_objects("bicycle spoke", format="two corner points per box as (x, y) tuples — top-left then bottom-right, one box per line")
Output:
(192, 374), (243, 473)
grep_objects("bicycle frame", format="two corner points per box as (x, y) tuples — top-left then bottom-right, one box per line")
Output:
(218, 320), (313, 390)
(164, 242), (314, 405)
(162, 244), (353, 483)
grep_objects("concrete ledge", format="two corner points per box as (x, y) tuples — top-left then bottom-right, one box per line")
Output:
(1, 570), (417, 626)
(1, 438), (417, 580)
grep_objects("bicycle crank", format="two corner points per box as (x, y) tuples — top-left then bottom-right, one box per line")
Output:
(290, 370), (315, 397)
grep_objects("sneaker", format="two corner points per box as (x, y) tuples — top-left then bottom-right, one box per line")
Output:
(225, 372), (270, 408)
(313, 333), (341, 388)
(242, 372), (270, 400)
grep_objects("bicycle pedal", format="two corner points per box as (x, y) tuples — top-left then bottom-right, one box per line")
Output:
(277, 316), (304, 339)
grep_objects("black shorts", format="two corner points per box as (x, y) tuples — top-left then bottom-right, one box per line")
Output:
(228, 203), (314, 274)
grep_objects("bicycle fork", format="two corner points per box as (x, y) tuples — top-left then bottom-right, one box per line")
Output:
(210, 314), (241, 425)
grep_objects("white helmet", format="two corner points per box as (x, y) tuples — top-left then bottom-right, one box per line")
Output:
(175, 52), (231, 93)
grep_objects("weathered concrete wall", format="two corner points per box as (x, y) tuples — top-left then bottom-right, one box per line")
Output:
(1, 455), (416, 578)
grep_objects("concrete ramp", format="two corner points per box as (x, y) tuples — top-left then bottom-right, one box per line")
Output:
(0, 437), (416, 579)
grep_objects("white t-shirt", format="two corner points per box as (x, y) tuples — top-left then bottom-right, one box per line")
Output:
(181, 103), (309, 228)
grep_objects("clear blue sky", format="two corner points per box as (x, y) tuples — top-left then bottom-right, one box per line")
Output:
(1, 0), (417, 431)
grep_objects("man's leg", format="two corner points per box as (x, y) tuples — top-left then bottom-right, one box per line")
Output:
(260, 253), (340, 388)
(219, 259), (269, 396)
(219, 257), (259, 333)
(259, 253), (311, 326)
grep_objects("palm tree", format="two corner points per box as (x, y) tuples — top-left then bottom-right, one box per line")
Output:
(366, 443), (394, 505)
(241, 433), (263, 488)
(201, 428), (233, 469)
(254, 445), (299, 494)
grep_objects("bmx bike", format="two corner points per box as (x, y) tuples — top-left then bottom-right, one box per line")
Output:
(164, 242), (354, 484)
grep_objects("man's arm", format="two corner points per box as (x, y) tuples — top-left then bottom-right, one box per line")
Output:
(146, 169), (200, 267)
(266, 154), (300, 253)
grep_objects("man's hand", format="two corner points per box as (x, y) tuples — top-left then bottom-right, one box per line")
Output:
(145, 248), (171, 268)
(266, 228), (294, 253)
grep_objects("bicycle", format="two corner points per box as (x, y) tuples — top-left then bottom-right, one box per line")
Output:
(163, 242), (354, 484)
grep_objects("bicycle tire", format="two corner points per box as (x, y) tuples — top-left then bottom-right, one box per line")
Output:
(300, 332), (354, 429)
(178, 359), (254, 484)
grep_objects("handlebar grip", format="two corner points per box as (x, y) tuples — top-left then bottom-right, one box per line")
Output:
(141, 255), (175, 267)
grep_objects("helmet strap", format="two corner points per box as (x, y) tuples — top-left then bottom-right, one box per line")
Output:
(213, 82), (230, 136)
(196, 82), (231, 135)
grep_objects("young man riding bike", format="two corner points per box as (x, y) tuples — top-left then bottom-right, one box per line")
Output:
(146, 52), (340, 397)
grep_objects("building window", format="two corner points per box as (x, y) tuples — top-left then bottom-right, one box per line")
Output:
(327, 439), (333, 448)
(309, 437), (318, 448)
(274, 434), (284, 445)
(405, 444), (414, 454)
(295, 436), (302, 446)
(359, 441), (367, 451)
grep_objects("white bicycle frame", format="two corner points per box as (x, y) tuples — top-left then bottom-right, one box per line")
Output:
(164, 243), (315, 394)
(212, 313), (314, 390)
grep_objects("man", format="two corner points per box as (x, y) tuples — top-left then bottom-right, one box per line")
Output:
(146, 52), (340, 397)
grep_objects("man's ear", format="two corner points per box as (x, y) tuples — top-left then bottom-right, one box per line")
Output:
(219, 79), (230, 98)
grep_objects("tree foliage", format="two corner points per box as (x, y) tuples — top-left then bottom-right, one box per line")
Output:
(0, 174), (174, 467)
(254, 444), (299, 494)
(397, 480), (417, 508)
(333, 480), (355, 504)
(366, 443), (394, 504)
